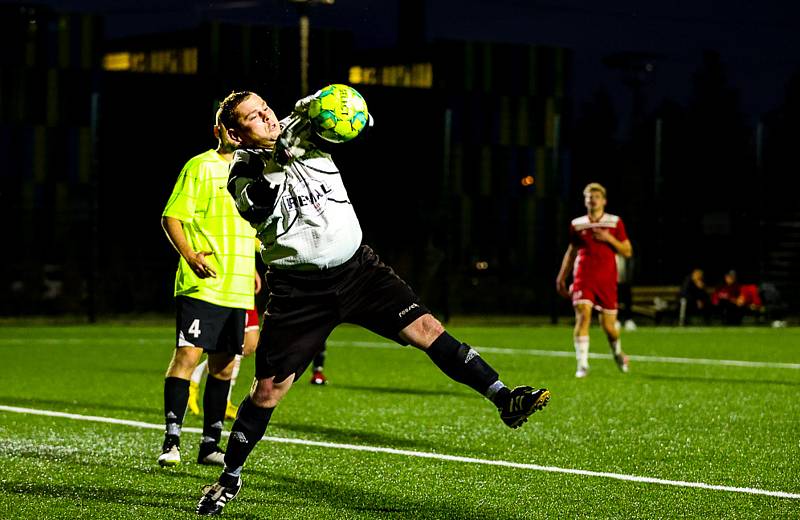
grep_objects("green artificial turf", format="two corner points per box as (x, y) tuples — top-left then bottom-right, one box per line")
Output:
(0, 323), (798, 519)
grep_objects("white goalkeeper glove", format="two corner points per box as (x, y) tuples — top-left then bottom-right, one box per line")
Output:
(273, 114), (314, 164)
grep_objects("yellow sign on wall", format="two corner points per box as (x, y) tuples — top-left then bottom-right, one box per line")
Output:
(349, 63), (432, 88)
(103, 48), (198, 74)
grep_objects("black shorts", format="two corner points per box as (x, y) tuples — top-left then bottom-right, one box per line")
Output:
(257, 245), (429, 382)
(175, 296), (246, 355)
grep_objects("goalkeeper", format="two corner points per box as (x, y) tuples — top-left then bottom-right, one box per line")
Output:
(196, 90), (551, 516)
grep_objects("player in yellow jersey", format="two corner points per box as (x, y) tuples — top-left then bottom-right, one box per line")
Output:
(158, 106), (263, 468)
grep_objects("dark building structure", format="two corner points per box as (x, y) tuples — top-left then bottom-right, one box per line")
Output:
(0, 5), (353, 317)
(1, 4), (570, 319)
(344, 42), (570, 317)
(2, 4), (797, 320)
(0, 6), (102, 316)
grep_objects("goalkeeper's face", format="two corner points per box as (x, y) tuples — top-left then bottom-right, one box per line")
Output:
(229, 94), (281, 148)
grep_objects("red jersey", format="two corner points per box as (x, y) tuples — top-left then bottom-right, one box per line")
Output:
(570, 213), (628, 287)
(711, 283), (740, 305)
(738, 284), (762, 308)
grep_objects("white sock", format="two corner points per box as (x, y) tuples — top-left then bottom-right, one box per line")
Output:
(227, 355), (242, 401)
(191, 358), (208, 385)
(484, 380), (506, 401)
(609, 338), (622, 355)
(574, 336), (589, 369)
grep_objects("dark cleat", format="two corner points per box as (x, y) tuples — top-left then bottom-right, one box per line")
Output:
(499, 386), (550, 429)
(196, 477), (242, 516)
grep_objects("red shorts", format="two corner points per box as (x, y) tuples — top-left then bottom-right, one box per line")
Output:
(245, 308), (260, 332)
(570, 280), (618, 314)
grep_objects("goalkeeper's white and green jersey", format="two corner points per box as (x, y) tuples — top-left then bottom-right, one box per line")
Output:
(162, 149), (256, 309)
(257, 152), (362, 269)
(229, 148), (363, 270)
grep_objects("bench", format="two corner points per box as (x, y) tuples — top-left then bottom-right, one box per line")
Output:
(630, 286), (681, 323)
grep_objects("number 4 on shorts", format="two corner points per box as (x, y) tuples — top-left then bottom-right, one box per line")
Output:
(188, 319), (201, 338)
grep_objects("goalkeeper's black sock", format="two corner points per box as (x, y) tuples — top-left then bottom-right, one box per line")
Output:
(425, 332), (500, 397)
(222, 396), (274, 480)
(163, 377), (189, 446)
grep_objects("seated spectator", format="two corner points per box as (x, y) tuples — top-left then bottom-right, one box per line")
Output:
(711, 270), (743, 325)
(737, 283), (763, 314)
(679, 268), (711, 326)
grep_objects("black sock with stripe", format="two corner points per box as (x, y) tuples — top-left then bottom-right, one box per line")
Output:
(221, 396), (274, 485)
(202, 374), (231, 445)
(425, 332), (499, 396)
(163, 376), (189, 448)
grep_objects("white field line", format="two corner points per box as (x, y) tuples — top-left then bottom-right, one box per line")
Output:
(0, 405), (798, 500)
(326, 340), (800, 370)
(1, 337), (798, 370)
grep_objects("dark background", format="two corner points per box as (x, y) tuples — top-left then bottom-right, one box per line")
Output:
(1, 0), (798, 321)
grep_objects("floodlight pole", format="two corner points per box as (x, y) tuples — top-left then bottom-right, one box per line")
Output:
(299, 10), (309, 95)
(290, 0), (335, 96)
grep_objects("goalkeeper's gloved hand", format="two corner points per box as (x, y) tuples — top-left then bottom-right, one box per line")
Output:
(273, 115), (313, 165)
(293, 93), (317, 117)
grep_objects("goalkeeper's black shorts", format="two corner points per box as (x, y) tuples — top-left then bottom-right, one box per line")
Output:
(255, 245), (429, 383)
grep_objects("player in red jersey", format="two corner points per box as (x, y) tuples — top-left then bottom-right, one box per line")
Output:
(556, 183), (633, 378)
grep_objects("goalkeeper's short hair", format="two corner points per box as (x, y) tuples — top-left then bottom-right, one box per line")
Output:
(218, 91), (255, 130)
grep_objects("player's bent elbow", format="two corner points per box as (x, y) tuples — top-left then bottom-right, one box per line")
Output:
(161, 215), (177, 232)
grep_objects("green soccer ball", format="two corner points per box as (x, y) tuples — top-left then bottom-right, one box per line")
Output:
(308, 84), (369, 143)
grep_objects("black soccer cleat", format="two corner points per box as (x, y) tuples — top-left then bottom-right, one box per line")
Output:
(499, 386), (550, 429)
(196, 477), (242, 516)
